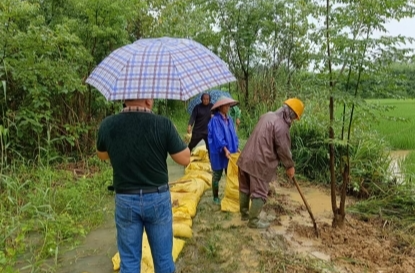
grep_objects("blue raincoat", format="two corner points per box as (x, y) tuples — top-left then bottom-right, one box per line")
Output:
(208, 112), (239, 171)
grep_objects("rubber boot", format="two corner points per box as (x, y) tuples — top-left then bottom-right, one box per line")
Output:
(212, 181), (220, 204)
(248, 198), (270, 229)
(239, 192), (250, 221)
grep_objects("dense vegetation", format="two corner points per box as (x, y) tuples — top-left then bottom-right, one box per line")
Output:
(1, 0), (415, 271)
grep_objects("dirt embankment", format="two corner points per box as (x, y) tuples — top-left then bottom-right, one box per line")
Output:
(265, 183), (415, 273)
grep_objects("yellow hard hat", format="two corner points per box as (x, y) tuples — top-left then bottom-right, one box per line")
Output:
(284, 98), (304, 120)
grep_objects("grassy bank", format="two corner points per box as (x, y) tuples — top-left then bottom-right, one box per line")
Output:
(0, 159), (112, 272)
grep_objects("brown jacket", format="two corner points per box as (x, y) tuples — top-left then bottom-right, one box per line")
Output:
(237, 106), (294, 182)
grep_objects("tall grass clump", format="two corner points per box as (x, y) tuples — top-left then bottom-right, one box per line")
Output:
(349, 181), (415, 237)
(347, 130), (392, 196)
(165, 100), (191, 134)
(0, 158), (112, 272)
(291, 100), (392, 197)
(290, 100), (330, 182)
(401, 151), (415, 182)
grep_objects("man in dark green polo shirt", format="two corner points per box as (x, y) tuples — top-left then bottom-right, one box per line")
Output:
(97, 98), (190, 273)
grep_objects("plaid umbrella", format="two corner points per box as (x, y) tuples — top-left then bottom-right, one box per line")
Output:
(86, 37), (236, 101)
(187, 90), (232, 114)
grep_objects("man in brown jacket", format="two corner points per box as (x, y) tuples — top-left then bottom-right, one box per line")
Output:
(237, 98), (304, 229)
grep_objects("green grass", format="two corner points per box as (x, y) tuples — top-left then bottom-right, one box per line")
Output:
(169, 106), (190, 134)
(401, 151), (415, 181)
(0, 158), (112, 272)
(367, 99), (415, 150)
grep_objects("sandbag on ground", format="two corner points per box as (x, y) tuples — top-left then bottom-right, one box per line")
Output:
(170, 178), (206, 197)
(171, 192), (201, 217)
(173, 223), (193, 238)
(173, 210), (193, 227)
(221, 153), (241, 213)
(185, 161), (211, 174)
(179, 171), (212, 189)
(190, 145), (209, 162)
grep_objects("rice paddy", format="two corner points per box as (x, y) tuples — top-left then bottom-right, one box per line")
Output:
(367, 99), (415, 150)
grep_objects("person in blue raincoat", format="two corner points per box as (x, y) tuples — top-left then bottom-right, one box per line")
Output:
(208, 96), (239, 204)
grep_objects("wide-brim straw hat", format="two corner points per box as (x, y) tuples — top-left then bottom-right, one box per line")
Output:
(211, 96), (238, 111)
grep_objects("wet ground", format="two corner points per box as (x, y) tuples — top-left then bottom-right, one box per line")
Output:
(28, 149), (414, 273)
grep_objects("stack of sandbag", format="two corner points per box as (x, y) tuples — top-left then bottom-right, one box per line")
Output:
(171, 145), (212, 238)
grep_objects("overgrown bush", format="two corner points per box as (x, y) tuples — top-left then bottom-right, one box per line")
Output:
(348, 182), (415, 232)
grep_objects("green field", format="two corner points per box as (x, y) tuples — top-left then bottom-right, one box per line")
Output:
(367, 99), (415, 150)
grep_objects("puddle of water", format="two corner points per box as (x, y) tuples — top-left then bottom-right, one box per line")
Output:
(265, 186), (337, 263)
(389, 150), (410, 184)
(278, 187), (332, 215)
(269, 224), (329, 262)
(57, 212), (117, 273)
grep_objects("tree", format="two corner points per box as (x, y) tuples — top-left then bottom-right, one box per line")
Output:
(0, 0), (146, 162)
(202, 0), (314, 107)
(317, 0), (415, 228)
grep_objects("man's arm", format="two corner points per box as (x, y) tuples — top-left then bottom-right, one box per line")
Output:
(274, 125), (295, 178)
(170, 148), (191, 166)
(168, 120), (191, 165)
(96, 121), (109, 160)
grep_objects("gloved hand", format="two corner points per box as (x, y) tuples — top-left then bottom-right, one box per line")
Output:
(286, 167), (295, 179)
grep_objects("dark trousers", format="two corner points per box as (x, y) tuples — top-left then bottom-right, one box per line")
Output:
(188, 133), (209, 155)
(238, 169), (269, 202)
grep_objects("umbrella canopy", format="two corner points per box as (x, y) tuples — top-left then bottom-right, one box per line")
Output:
(86, 37), (236, 101)
(187, 90), (232, 114)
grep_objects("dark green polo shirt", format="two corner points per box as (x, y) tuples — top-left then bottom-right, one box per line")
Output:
(97, 109), (187, 190)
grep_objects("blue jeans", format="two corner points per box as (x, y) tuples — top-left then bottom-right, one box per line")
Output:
(115, 191), (175, 273)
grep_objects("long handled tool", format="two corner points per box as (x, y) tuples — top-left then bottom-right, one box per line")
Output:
(291, 177), (320, 237)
